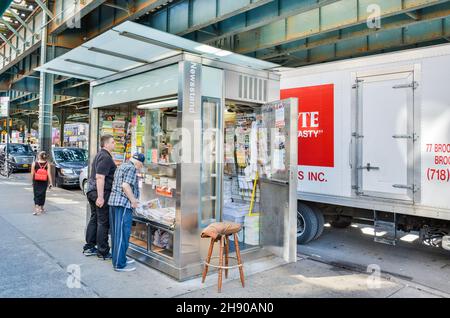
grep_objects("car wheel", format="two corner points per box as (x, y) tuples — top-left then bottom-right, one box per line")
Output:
(297, 202), (319, 245)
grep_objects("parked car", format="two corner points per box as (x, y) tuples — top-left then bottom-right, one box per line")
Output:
(0, 143), (35, 172)
(52, 147), (88, 187)
(79, 166), (88, 195)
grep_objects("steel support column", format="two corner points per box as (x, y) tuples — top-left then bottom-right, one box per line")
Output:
(27, 115), (31, 134)
(59, 108), (65, 147)
(38, 13), (54, 155)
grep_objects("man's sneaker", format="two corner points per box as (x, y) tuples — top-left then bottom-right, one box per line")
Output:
(126, 257), (135, 265)
(83, 247), (98, 256)
(114, 265), (136, 272)
(97, 253), (112, 260)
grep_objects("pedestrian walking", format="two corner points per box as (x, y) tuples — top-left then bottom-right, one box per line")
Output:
(108, 153), (145, 272)
(31, 151), (53, 215)
(83, 134), (117, 259)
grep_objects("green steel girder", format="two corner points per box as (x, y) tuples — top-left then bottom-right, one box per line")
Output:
(0, 1), (13, 17)
(274, 16), (450, 66)
(231, 0), (450, 54)
(140, 0), (274, 35)
(7, 8), (35, 35)
(10, 76), (90, 97)
(53, 0), (172, 38)
(10, 109), (89, 125)
(10, 93), (40, 110)
(199, 0), (343, 45)
(49, 0), (108, 35)
(81, 0), (169, 41)
(10, 77), (40, 93)
(10, 93), (88, 111)
(259, 2), (450, 61)
(10, 91), (37, 103)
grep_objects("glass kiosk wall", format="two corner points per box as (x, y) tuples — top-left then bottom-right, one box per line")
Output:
(88, 54), (295, 281)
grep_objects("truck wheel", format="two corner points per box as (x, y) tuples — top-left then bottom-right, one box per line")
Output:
(312, 206), (325, 240)
(297, 202), (319, 244)
(330, 216), (352, 229)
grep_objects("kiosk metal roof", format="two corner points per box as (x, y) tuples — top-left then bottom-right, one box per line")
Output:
(35, 21), (278, 81)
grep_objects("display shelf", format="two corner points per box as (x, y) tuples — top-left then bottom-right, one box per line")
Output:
(157, 162), (177, 166)
(133, 215), (175, 232)
(130, 236), (148, 249)
(151, 245), (173, 258)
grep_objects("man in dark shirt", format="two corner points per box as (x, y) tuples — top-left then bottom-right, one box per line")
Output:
(83, 134), (117, 259)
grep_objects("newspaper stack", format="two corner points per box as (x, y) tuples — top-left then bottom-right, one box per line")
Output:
(135, 199), (175, 227)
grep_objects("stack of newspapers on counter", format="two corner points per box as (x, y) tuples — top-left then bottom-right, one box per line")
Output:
(135, 199), (176, 227)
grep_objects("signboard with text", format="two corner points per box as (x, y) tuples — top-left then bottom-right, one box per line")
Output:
(0, 97), (9, 118)
(281, 84), (335, 167)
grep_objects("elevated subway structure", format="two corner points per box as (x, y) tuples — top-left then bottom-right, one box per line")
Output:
(0, 0), (448, 151)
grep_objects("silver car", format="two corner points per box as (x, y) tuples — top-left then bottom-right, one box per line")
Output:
(79, 166), (88, 195)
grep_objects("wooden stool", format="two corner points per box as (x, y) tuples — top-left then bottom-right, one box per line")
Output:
(201, 222), (245, 293)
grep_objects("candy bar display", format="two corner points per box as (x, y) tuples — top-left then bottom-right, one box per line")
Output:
(99, 111), (129, 166)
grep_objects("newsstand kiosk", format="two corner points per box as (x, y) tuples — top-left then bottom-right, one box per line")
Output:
(37, 21), (298, 281)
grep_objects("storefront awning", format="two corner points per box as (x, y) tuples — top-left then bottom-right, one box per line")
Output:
(35, 21), (278, 81)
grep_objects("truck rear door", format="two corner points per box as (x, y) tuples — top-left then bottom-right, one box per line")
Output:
(354, 71), (416, 201)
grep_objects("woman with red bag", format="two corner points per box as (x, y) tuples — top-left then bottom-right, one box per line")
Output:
(31, 151), (53, 215)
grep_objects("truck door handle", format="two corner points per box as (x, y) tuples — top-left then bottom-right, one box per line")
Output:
(392, 134), (412, 139)
(393, 184), (418, 192)
(357, 163), (380, 171)
(392, 133), (417, 141)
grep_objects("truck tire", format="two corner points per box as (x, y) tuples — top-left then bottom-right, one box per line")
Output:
(330, 216), (352, 229)
(297, 202), (319, 244)
(312, 206), (325, 240)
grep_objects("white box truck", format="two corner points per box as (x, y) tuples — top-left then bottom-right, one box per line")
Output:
(280, 44), (450, 250)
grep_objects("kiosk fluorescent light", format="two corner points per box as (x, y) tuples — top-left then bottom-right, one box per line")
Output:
(195, 45), (233, 57)
(195, 45), (221, 54)
(137, 99), (178, 110)
(215, 50), (233, 57)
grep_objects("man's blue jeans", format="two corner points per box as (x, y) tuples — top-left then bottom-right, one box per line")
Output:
(109, 206), (133, 269)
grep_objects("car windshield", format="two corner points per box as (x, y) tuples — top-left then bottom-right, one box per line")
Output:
(7, 144), (33, 155)
(54, 149), (87, 163)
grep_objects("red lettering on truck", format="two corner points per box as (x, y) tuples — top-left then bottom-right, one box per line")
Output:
(298, 170), (327, 182)
(281, 84), (334, 167)
(425, 143), (450, 182)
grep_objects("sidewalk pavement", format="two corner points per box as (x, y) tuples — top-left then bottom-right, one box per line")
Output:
(0, 173), (447, 298)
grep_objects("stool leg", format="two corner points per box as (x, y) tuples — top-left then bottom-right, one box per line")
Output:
(225, 236), (230, 279)
(202, 238), (215, 283)
(233, 233), (245, 288)
(218, 236), (224, 293)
